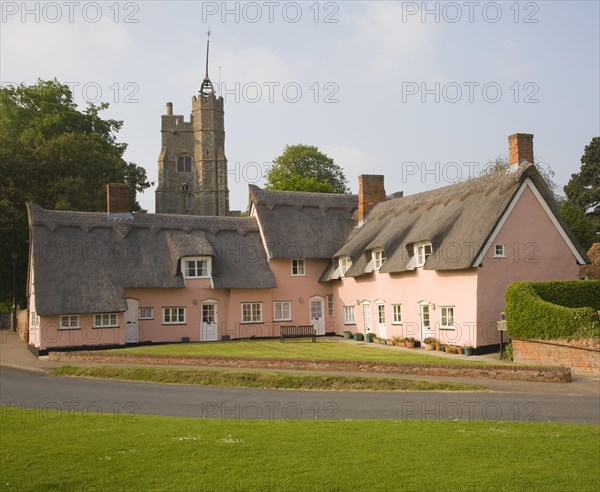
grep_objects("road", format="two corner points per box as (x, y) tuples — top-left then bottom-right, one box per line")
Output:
(1, 366), (598, 424)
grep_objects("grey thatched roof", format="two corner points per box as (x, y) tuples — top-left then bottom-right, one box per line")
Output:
(28, 204), (276, 316)
(329, 163), (588, 279)
(249, 185), (358, 259)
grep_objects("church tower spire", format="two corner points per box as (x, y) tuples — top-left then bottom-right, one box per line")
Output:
(155, 31), (229, 217)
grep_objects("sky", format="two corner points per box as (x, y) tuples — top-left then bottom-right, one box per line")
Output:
(2, 0), (599, 213)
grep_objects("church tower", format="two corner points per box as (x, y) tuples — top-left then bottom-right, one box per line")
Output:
(155, 32), (229, 216)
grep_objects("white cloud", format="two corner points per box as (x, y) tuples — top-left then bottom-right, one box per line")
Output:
(347, 2), (445, 76)
(1, 18), (136, 83)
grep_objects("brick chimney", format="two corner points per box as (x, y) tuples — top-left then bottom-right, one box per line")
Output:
(508, 133), (534, 166)
(106, 183), (130, 214)
(358, 175), (386, 222)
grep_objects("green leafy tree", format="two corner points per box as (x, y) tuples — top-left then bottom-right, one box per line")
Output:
(0, 79), (151, 309)
(265, 144), (349, 193)
(564, 136), (600, 239)
(558, 201), (596, 250)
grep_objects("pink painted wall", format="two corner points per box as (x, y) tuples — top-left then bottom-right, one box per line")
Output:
(268, 259), (337, 331)
(334, 268), (479, 346)
(37, 314), (125, 350)
(477, 184), (581, 345)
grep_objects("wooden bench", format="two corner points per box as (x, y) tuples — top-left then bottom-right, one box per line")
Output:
(280, 325), (316, 343)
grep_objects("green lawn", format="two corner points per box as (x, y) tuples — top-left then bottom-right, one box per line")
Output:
(50, 365), (486, 392)
(109, 339), (492, 365)
(1, 409), (598, 491)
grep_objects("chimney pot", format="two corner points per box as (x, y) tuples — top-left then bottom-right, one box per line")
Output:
(508, 133), (534, 166)
(106, 183), (130, 214)
(166, 102), (173, 116)
(358, 175), (386, 223)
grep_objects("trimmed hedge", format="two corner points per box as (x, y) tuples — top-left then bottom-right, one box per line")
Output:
(506, 280), (600, 340)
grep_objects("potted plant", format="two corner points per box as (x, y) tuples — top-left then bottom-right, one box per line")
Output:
(435, 341), (442, 351)
(464, 344), (474, 356)
(405, 337), (416, 348)
(386, 338), (393, 346)
(365, 332), (376, 343)
(353, 332), (364, 341)
(423, 337), (437, 350)
(398, 338), (407, 347)
(379, 337), (387, 345)
(446, 344), (457, 354)
(457, 345), (465, 355)
(343, 331), (353, 339)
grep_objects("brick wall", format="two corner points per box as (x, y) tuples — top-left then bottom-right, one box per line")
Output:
(50, 351), (571, 383)
(358, 175), (386, 222)
(513, 338), (599, 377)
(508, 133), (534, 165)
(106, 183), (130, 214)
(16, 308), (28, 342)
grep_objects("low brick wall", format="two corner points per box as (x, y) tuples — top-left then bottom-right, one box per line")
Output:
(49, 351), (572, 383)
(513, 338), (600, 377)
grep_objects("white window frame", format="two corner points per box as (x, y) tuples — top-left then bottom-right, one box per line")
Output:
(343, 306), (356, 325)
(416, 242), (433, 267)
(339, 256), (352, 276)
(30, 311), (38, 327)
(441, 306), (455, 330)
(273, 301), (291, 322)
(59, 314), (80, 330)
(291, 259), (305, 276)
(494, 244), (506, 258)
(241, 302), (263, 323)
(377, 304), (386, 324)
(162, 307), (186, 325)
(327, 294), (334, 317)
(373, 249), (386, 270)
(392, 304), (402, 324)
(183, 257), (211, 278)
(93, 313), (118, 328)
(139, 307), (154, 320)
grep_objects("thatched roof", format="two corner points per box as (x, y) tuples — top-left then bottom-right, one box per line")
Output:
(249, 185), (357, 259)
(28, 204), (276, 316)
(580, 243), (600, 279)
(328, 163), (588, 279)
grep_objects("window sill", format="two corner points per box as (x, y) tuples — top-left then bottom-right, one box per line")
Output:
(59, 327), (80, 331)
(93, 326), (120, 329)
(139, 318), (154, 321)
(241, 321), (264, 324)
(439, 327), (456, 331)
(162, 323), (186, 326)
(343, 322), (356, 325)
(274, 319), (292, 322)
(391, 322), (403, 325)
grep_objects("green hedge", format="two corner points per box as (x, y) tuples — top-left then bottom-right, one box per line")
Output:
(505, 280), (600, 340)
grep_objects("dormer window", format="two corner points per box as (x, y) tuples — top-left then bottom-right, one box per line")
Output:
(416, 242), (432, 267)
(291, 259), (305, 276)
(339, 256), (352, 276)
(183, 257), (211, 278)
(177, 155), (192, 172)
(373, 249), (386, 270)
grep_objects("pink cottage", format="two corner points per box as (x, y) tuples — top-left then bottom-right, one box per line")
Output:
(26, 133), (588, 355)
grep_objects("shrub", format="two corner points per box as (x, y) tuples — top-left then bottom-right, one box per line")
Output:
(505, 280), (600, 340)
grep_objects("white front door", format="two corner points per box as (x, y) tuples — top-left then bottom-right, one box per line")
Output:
(201, 303), (218, 342)
(376, 304), (387, 339)
(420, 303), (434, 341)
(309, 297), (325, 335)
(124, 298), (138, 343)
(362, 303), (372, 333)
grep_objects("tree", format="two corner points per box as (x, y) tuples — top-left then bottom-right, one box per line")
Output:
(265, 144), (349, 193)
(0, 79), (151, 309)
(558, 201), (596, 250)
(564, 136), (600, 238)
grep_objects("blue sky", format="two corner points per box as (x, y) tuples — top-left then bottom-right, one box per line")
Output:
(2, 1), (599, 212)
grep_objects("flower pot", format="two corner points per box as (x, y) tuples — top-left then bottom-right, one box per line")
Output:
(424, 343), (435, 351)
(365, 333), (376, 343)
(464, 347), (473, 356)
(343, 331), (353, 339)
(435, 344), (441, 351)
(457, 347), (465, 355)
(386, 339), (393, 346)
(379, 338), (387, 345)
(405, 341), (415, 348)
(353, 333), (364, 341)
(441, 346), (446, 352)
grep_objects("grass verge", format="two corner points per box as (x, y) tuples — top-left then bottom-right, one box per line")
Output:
(50, 365), (487, 392)
(1, 409), (598, 491)
(108, 339), (493, 365)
